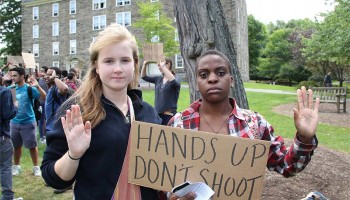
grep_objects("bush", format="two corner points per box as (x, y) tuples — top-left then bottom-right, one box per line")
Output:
(297, 81), (321, 89)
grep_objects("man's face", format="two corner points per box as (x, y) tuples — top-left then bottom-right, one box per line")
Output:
(11, 71), (24, 84)
(44, 69), (55, 84)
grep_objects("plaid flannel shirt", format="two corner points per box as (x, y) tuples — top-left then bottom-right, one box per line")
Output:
(168, 98), (318, 177)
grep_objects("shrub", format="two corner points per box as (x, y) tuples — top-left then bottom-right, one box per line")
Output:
(297, 81), (321, 89)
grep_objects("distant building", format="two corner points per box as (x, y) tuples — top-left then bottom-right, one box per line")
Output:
(21, 0), (249, 81)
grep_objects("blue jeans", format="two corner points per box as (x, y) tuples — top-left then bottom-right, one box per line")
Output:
(0, 137), (14, 200)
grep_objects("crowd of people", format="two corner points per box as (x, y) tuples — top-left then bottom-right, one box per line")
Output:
(0, 23), (321, 200)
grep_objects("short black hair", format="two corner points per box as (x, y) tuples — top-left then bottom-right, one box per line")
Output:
(67, 72), (75, 80)
(10, 67), (26, 76)
(61, 69), (68, 77)
(41, 66), (48, 72)
(50, 67), (62, 78)
(196, 49), (231, 73)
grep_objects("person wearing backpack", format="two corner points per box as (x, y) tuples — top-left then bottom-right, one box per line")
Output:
(8, 67), (46, 177)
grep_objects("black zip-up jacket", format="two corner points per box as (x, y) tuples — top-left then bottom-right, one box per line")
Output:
(41, 90), (162, 200)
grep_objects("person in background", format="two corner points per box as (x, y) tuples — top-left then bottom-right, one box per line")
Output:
(9, 67), (46, 177)
(66, 72), (78, 91)
(141, 58), (181, 125)
(41, 23), (162, 200)
(167, 50), (320, 200)
(69, 68), (82, 88)
(0, 78), (22, 200)
(61, 70), (68, 83)
(324, 72), (332, 87)
(37, 66), (49, 144)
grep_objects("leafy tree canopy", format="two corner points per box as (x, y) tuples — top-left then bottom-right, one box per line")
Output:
(0, 0), (22, 56)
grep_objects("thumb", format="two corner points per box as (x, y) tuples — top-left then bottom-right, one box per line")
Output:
(293, 108), (299, 122)
(85, 121), (92, 136)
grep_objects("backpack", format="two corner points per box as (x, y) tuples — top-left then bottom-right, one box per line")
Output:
(27, 86), (42, 122)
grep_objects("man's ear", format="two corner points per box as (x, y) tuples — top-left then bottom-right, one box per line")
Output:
(231, 76), (234, 87)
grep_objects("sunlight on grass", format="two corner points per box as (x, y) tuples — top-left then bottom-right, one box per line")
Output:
(244, 82), (297, 91)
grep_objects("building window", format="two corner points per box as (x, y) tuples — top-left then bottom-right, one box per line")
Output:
(52, 22), (59, 36)
(116, 12), (131, 26)
(33, 25), (39, 38)
(33, 7), (39, 20)
(70, 20), (76, 34)
(116, 0), (131, 6)
(33, 44), (39, 57)
(93, 0), (106, 10)
(52, 42), (59, 55)
(93, 15), (106, 30)
(53, 61), (59, 68)
(175, 54), (183, 68)
(52, 3), (59, 17)
(175, 29), (179, 41)
(70, 40), (77, 54)
(150, 0), (158, 2)
(70, 0), (76, 14)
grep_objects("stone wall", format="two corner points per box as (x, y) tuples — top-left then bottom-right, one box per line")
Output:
(21, 0), (249, 81)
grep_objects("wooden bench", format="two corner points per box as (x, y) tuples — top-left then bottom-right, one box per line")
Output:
(310, 87), (347, 113)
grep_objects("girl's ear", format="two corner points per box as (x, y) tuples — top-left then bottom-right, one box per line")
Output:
(94, 62), (99, 74)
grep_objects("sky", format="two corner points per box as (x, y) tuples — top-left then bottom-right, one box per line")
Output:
(245, 0), (335, 24)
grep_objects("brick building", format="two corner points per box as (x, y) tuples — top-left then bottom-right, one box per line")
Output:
(21, 0), (249, 81)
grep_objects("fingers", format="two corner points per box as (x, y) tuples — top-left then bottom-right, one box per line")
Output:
(301, 86), (307, 107)
(85, 121), (92, 136)
(169, 192), (196, 200)
(308, 89), (313, 108)
(297, 88), (303, 110)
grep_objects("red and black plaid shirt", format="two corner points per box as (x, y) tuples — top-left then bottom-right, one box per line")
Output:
(168, 98), (318, 177)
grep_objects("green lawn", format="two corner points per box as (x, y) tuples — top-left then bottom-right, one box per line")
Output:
(12, 85), (349, 199)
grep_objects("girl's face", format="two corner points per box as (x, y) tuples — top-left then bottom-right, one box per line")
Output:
(196, 54), (233, 103)
(96, 40), (135, 93)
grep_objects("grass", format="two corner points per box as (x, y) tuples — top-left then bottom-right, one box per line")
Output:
(13, 83), (349, 199)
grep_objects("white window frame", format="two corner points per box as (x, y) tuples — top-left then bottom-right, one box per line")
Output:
(53, 61), (59, 68)
(52, 3), (59, 17)
(93, 15), (106, 30)
(33, 25), (39, 38)
(52, 22), (59, 36)
(70, 20), (76, 34)
(116, 0), (131, 6)
(70, 0), (76, 14)
(33, 44), (39, 57)
(93, 0), (106, 10)
(116, 12), (131, 26)
(52, 42), (59, 55)
(175, 54), (184, 69)
(33, 7), (39, 20)
(70, 40), (77, 54)
(175, 29), (179, 41)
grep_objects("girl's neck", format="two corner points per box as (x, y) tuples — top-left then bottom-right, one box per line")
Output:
(103, 89), (128, 108)
(200, 99), (232, 117)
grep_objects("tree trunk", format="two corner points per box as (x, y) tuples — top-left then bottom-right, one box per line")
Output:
(173, 0), (249, 109)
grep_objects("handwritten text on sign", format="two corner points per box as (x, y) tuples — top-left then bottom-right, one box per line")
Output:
(128, 122), (270, 200)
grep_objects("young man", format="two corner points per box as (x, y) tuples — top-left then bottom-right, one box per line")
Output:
(0, 83), (20, 199)
(9, 67), (46, 177)
(38, 66), (49, 144)
(43, 67), (72, 194)
(168, 50), (320, 200)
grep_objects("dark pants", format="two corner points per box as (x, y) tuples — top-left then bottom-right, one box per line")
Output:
(158, 113), (174, 126)
(0, 136), (14, 200)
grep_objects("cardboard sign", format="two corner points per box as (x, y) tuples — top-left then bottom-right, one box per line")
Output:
(128, 121), (270, 200)
(21, 52), (36, 68)
(143, 43), (164, 62)
(7, 56), (24, 66)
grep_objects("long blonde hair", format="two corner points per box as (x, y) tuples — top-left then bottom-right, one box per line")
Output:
(65, 24), (139, 128)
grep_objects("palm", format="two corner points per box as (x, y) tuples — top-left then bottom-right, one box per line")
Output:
(61, 105), (91, 158)
(294, 87), (320, 139)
